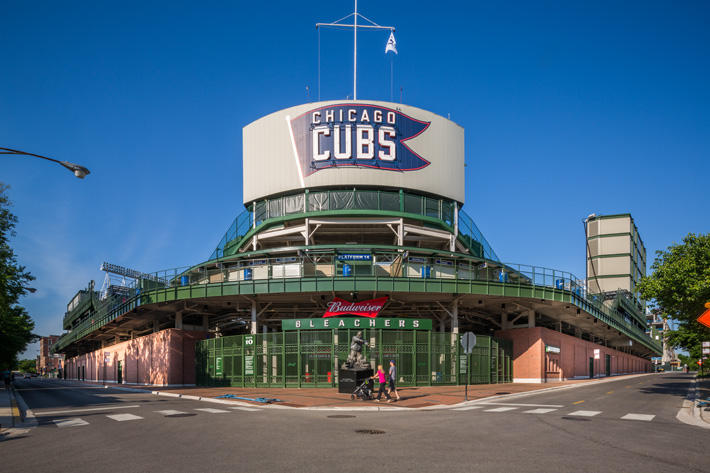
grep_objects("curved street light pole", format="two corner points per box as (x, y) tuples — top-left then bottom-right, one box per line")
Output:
(0, 147), (90, 179)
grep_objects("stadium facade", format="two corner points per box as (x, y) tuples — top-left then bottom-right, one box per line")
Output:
(55, 100), (661, 387)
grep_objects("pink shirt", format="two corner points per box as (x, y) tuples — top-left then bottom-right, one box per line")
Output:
(377, 370), (386, 383)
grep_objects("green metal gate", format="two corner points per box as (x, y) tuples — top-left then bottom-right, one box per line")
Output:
(196, 330), (513, 387)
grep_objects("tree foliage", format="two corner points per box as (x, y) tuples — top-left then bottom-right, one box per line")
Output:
(0, 184), (37, 370)
(638, 233), (710, 359)
(17, 358), (37, 373)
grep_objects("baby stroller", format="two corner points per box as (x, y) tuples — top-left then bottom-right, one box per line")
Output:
(351, 378), (374, 401)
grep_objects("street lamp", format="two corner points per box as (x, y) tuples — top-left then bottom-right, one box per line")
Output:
(1, 147), (90, 179)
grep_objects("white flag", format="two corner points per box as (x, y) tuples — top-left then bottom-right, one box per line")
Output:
(385, 32), (398, 54)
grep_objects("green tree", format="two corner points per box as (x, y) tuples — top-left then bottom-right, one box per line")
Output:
(17, 358), (37, 373)
(0, 184), (37, 371)
(638, 233), (710, 360)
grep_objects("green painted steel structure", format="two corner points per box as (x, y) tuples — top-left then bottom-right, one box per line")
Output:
(195, 330), (512, 388)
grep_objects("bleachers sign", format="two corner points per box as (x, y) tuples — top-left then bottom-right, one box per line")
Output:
(282, 318), (432, 331)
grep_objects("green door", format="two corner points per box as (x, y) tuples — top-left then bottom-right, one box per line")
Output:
(117, 361), (123, 384)
(589, 357), (594, 379)
(605, 354), (611, 377)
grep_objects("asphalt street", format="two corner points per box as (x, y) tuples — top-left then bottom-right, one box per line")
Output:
(1, 373), (708, 473)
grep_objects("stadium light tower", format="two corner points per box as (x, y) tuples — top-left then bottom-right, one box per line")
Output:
(1, 147), (90, 179)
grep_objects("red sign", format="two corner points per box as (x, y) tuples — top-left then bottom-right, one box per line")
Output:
(698, 308), (710, 329)
(323, 297), (388, 318)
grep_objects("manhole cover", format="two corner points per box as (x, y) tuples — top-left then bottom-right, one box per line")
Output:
(328, 415), (356, 419)
(355, 429), (385, 435)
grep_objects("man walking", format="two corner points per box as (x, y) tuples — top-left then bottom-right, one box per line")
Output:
(388, 360), (401, 401)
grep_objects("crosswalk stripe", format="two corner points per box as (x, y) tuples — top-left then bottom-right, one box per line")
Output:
(156, 410), (187, 416)
(228, 406), (261, 412)
(567, 410), (601, 417)
(621, 413), (655, 421)
(195, 408), (230, 414)
(53, 418), (89, 428)
(523, 408), (558, 414)
(452, 406), (485, 411)
(106, 413), (143, 421)
(483, 407), (518, 412)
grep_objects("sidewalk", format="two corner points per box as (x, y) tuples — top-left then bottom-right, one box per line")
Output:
(110, 375), (645, 408)
(0, 387), (19, 431)
(698, 376), (710, 425)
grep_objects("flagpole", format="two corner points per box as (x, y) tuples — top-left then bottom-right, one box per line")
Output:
(353, 0), (358, 101)
(316, 4), (395, 103)
(390, 55), (394, 102)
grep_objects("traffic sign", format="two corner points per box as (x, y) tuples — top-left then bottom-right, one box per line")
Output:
(702, 341), (710, 348)
(461, 332), (477, 355)
(697, 308), (710, 329)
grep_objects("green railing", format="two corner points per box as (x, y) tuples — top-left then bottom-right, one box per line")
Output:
(53, 255), (661, 355)
(195, 330), (512, 388)
(208, 188), (499, 262)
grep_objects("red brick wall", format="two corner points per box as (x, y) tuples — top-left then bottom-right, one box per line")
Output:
(64, 329), (206, 386)
(496, 327), (651, 383)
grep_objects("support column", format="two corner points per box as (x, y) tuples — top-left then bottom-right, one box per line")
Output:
(175, 311), (183, 330)
(251, 300), (258, 334)
(450, 299), (459, 349)
(202, 314), (209, 331)
(152, 320), (159, 333)
(527, 310), (535, 328)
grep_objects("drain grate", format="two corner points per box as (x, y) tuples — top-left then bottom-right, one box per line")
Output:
(328, 415), (356, 419)
(355, 429), (385, 435)
(561, 417), (591, 422)
(166, 414), (197, 418)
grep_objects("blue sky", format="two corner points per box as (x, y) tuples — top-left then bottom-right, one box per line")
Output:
(2, 1), (708, 358)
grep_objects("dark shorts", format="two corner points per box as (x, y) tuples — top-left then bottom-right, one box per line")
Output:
(389, 379), (396, 390)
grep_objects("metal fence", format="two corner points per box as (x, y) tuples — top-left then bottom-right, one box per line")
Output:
(195, 330), (512, 388)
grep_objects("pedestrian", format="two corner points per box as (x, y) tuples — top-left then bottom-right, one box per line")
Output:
(371, 364), (391, 402)
(388, 360), (401, 401)
(2, 369), (10, 389)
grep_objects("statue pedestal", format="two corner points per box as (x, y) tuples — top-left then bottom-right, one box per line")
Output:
(338, 367), (373, 394)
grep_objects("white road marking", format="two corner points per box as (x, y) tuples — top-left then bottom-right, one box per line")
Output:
(621, 413), (655, 421)
(483, 407), (518, 412)
(195, 408), (230, 414)
(452, 406), (485, 411)
(38, 404), (141, 416)
(155, 410), (187, 416)
(53, 418), (89, 428)
(106, 413), (143, 422)
(523, 408), (558, 414)
(228, 406), (261, 412)
(478, 402), (564, 408)
(567, 410), (601, 417)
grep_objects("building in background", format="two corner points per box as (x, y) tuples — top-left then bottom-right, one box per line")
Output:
(36, 335), (64, 377)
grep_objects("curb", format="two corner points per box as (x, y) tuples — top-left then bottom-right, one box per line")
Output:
(48, 373), (656, 413)
(676, 376), (710, 430)
(8, 385), (37, 429)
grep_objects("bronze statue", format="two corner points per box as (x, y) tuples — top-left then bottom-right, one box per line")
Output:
(343, 331), (370, 369)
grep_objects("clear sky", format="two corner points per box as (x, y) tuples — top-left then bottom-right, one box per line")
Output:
(2, 1), (708, 359)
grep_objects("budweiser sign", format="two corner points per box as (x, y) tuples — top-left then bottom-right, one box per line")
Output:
(323, 297), (388, 318)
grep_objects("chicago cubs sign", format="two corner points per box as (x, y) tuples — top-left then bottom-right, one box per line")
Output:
(289, 104), (431, 177)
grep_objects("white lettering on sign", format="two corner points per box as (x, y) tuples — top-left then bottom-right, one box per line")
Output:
(399, 320), (405, 328)
(309, 108), (399, 163)
(385, 320), (391, 327)
(333, 125), (352, 160)
(309, 320), (315, 328)
(356, 126), (374, 160)
(378, 126), (396, 161)
(295, 320), (301, 328)
(354, 319), (360, 327)
(339, 320), (345, 327)
(369, 319), (377, 327)
(313, 126), (330, 161)
(323, 319), (329, 328)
